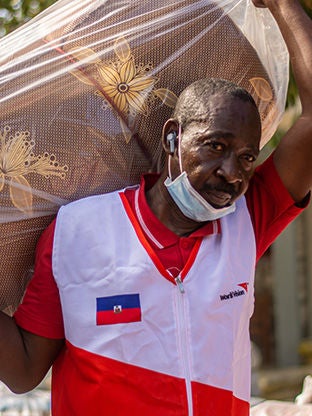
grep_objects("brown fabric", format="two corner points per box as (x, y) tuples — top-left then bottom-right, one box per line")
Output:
(0, 0), (281, 312)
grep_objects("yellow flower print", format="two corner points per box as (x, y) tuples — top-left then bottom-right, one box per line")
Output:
(69, 37), (178, 142)
(97, 58), (156, 116)
(69, 37), (158, 118)
(0, 126), (68, 213)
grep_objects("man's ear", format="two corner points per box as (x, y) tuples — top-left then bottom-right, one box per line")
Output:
(162, 119), (179, 155)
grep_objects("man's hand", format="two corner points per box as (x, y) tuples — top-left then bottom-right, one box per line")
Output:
(252, 0), (296, 10)
(252, 0), (267, 8)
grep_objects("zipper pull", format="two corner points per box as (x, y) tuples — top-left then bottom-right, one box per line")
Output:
(175, 276), (185, 294)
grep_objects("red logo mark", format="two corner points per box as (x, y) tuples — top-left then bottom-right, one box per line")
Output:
(238, 282), (249, 293)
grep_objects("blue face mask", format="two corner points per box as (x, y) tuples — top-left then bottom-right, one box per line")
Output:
(164, 171), (236, 222)
(164, 125), (236, 222)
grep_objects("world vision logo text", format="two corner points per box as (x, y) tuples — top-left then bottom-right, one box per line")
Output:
(220, 283), (249, 301)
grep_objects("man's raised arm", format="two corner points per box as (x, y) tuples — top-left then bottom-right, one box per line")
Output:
(253, 0), (312, 203)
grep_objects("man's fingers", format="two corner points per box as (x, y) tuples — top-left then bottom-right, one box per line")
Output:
(251, 0), (267, 8)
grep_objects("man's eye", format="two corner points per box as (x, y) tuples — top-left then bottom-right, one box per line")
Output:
(207, 141), (224, 151)
(241, 154), (256, 163)
(247, 155), (256, 163)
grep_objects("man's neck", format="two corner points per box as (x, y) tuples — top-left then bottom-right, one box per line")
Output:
(145, 174), (207, 237)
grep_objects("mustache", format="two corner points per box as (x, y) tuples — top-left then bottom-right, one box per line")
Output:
(203, 183), (237, 196)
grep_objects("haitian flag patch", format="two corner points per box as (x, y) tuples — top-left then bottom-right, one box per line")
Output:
(96, 294), (141, 325)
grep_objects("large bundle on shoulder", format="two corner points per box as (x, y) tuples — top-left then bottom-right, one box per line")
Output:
(0, 0), (289, 313)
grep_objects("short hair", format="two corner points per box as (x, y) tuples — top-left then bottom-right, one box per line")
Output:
(172, 78), (258, 127)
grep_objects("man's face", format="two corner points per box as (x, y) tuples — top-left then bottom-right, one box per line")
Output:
(175, 94), (261, 208)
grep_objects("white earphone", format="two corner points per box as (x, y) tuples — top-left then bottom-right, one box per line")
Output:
(166, 131), (177, 153)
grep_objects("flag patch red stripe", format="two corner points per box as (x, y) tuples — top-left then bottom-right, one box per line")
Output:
(96, 307), (141, 325)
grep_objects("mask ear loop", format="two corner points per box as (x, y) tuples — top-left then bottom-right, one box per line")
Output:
(177, 124), (183, 173)
(168, 124), (182, 180)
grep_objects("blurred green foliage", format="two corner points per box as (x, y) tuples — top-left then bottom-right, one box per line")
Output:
(0, 0), (56, 37)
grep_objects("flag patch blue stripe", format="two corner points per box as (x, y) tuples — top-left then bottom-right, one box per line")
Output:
(97, 294), (140, 311)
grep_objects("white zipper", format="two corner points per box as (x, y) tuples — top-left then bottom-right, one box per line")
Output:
(174, 275), (193, 416)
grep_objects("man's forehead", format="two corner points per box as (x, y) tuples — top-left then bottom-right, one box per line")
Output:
(182, 104), (261, 149)
(181, 93), (258, 122)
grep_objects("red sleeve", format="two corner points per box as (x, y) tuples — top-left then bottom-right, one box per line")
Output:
(246, 153), (310, 262)
(14, 219), (65, 339)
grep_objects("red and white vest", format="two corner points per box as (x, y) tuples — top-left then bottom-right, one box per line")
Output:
(52, 189), (256, 415)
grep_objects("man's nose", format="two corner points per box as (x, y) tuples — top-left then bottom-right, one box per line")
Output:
(216, 155), (243, 184)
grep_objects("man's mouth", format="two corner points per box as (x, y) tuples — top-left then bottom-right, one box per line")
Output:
(207, 190), (232, 207)
(202, 184), (237, 207)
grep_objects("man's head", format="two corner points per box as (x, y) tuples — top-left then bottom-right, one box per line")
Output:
(163, 78), (262, 211)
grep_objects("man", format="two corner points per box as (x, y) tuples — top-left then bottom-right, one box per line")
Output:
(0, 0), (311, 415)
